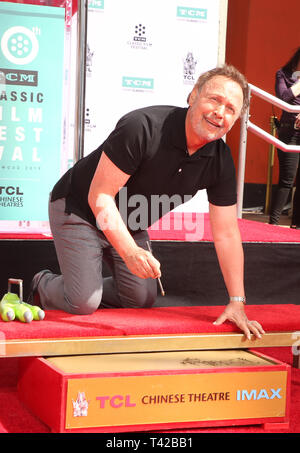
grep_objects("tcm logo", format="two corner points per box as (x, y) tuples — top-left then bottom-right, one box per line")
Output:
(177, 6), (207, 20)
(237, 388), (282, 401)
(122, 76), (154, 90)
(1, 26), (39, 65)
(96, 394), (136, 408)
(88, 0), (104, 10)
(0, 68), (38, 87)
(0, 186), (24, 196)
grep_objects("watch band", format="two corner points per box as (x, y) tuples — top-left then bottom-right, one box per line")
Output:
(229, 296), (246, 304)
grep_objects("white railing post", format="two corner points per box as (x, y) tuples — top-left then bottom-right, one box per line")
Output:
(237, 111), (248, 218)
(237, 89), (251, 219)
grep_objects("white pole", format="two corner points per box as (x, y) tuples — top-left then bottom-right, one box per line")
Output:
(74, 0), (88, 163)
(236, 105), (250, 219)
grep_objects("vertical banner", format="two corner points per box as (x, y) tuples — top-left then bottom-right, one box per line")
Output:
(0, 1), (65, 232)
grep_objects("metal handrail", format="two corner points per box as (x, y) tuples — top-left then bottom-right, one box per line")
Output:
(248, 83), (300, 113)
(237, 83), (300, 218)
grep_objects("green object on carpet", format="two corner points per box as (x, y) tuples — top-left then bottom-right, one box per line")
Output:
(0, 292), (45, 323)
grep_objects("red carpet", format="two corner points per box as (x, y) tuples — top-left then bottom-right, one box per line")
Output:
(148, 213), (300, 242)
(1, 305), (300, 341)
(1, 213), (300, 243)
(1, 214), (300, 434)
(0, 305), (299, 433)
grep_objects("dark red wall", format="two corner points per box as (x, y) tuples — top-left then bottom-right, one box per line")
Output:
(226, 0), (300, 183)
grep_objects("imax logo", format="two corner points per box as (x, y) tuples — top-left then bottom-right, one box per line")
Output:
(0, 68), (38, 87)
(122, 76), (154, 90)
(177, 6), (207, 20)
(237, 388), (282, 401)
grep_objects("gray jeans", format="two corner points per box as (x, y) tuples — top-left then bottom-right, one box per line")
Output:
(38, 198), (157, 314)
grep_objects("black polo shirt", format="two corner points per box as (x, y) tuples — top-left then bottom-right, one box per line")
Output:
(51, 105), (237, 234)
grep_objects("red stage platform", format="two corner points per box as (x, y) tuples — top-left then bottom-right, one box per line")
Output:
(2, 212), (300, 243)
(0, 305), (299, 361)
(1, 214), (300, 432)
(2, 213), (300, 307)
(17, 349), (291, 433)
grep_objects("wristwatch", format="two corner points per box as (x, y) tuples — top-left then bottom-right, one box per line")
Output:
(229, 296), (246, 304)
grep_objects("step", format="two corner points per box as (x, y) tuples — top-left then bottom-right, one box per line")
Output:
(18, 348), (290, 433)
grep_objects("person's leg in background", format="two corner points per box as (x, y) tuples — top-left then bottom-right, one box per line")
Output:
(269, 148), (299, 225)
(290, 135), (300, 228)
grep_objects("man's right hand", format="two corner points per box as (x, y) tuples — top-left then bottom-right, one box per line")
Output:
(124, 247), (161, 279)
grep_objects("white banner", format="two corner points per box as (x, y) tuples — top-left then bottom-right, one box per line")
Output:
(0, 0), (227, 234)
(84, 0), (225, 152)
(84, 0), (227, 213)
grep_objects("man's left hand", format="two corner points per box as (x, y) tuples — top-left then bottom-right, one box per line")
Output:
(213, 301), (265, 340)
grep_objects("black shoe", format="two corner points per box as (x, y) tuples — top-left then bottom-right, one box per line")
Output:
(27, 270), (52, 307)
